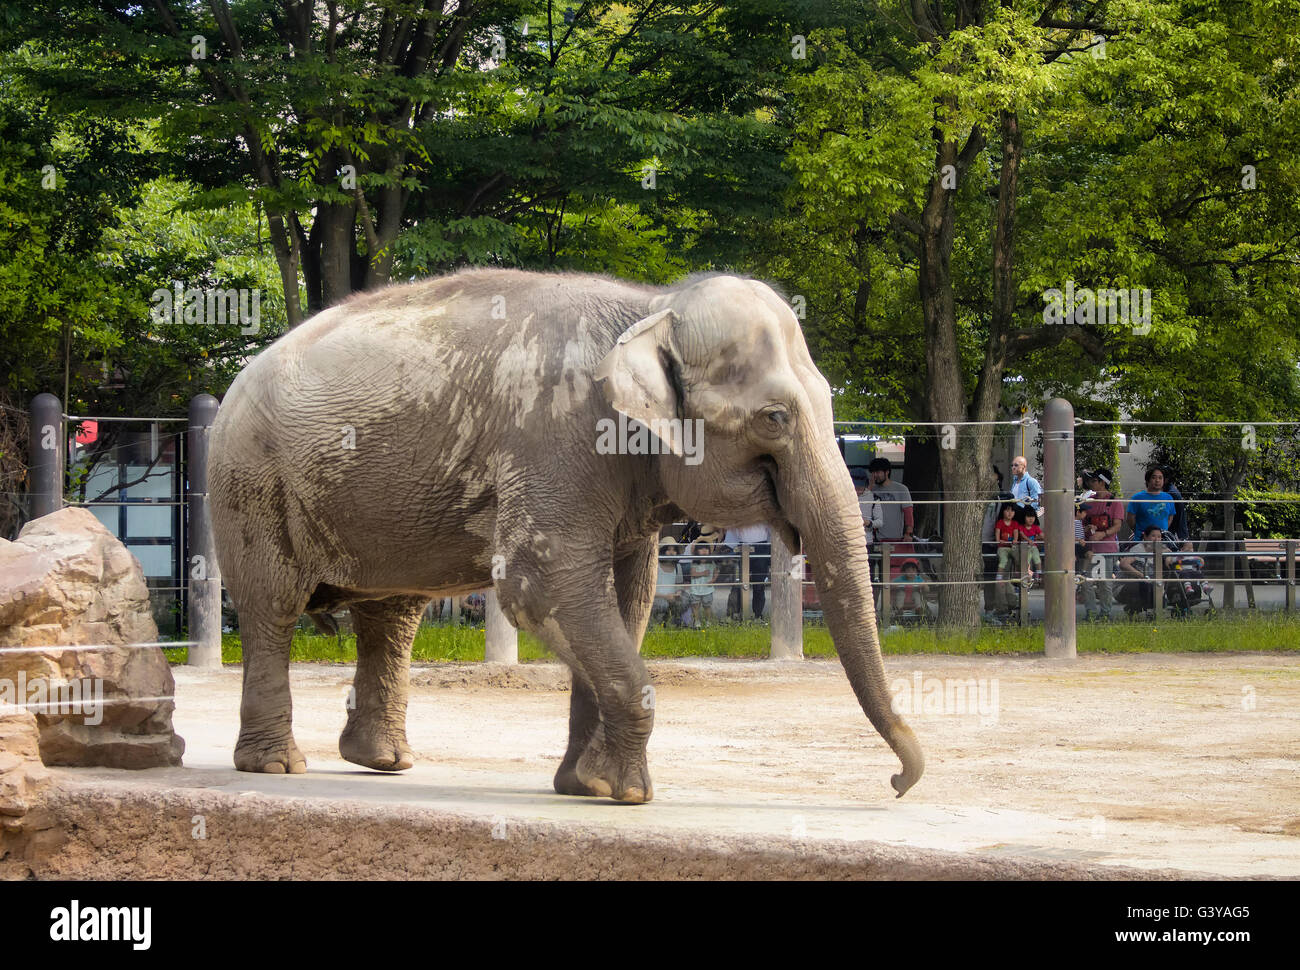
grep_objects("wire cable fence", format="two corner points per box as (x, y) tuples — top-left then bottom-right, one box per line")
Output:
(10, 400), (1300, 639)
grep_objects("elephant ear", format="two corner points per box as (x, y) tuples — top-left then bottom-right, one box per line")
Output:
(594, 308), (684, 454)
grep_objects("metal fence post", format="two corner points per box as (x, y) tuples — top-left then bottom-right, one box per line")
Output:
(1286, 540), (1296, 614)
(28, 393), (63, 520)
(1153, 541), (1163, 616)
(1223, 535), (1236, 610)
(186, 394), (222, 669)
(740, 544), (752, 621)
(1241, 537), (1258, 609)
(769, 530), (802, 660)
(1018, 542), (1030, 627)
(484, 589), (518, 663)
(1042, 398), (1076, 657)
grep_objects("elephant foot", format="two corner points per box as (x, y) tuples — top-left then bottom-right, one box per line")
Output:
(553, 761), (608, 797)
(339, 717), (415, 772)
(574, 731), (653, 804)
(234, 731), (307, 774)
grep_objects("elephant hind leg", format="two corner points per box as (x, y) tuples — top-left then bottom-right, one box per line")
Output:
(553, 675), (605, 795)
(235, 605), (309, 774)
(340, 594), (429, 772)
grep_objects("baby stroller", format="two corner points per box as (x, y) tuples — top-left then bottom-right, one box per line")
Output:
(1118, 533), (1213, 618)
(1164, 552), (1213, 616)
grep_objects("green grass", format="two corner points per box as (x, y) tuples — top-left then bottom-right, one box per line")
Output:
(161, 612), (1300, 665)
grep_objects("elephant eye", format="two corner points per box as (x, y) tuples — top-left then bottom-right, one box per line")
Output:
(757, 404), (791, 435)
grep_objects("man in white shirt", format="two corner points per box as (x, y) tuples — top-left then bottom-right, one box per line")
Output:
(851, 467), (884, 544)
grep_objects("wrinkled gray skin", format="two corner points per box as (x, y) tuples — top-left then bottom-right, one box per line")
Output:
(209, 268), (923, 801)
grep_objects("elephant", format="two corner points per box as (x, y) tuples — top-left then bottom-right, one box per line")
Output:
(208, 267), (924, 802)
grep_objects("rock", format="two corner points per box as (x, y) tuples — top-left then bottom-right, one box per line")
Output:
(0, 507), (184, 769)
(0, 710), (62, 876)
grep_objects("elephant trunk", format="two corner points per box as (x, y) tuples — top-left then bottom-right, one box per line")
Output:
(778, 439), (924, 797)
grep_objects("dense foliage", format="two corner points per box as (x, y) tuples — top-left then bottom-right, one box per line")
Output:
(2, 1), (1297, 627)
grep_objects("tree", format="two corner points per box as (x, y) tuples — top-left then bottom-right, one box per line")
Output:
(0, 76), (286, 536)
(775, 0), (1300, 630)
(12, 2), (796, 321)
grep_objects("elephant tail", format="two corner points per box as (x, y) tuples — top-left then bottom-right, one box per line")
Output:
(308, 611), (341, 642)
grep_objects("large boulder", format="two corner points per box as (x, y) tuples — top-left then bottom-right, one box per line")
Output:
(0, 507), (184, 768)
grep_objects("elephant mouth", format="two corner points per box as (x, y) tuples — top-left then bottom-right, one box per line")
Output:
(757, 455), (791, 531)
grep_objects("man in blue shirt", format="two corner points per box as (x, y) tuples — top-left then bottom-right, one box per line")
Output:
(1010, 455), (1042, 511)
(1161, 465), (1190, 542)
(1126, 466), (1175, 537)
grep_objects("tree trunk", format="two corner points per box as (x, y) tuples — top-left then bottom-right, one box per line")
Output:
(317, 201), (358, 308)
(266, 213), (304, 328)
(1223, 495), (1237, 609)
(917, 131), (990, 631)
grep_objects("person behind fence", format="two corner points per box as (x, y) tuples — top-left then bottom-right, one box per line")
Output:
(723, 524), (771, 619)
(852, 466), (884, 547)
(982, 465), (1013, 615)
(1019, 507), (1044, 584)
(713, 536), (739, 620)
(868, 457), (914, 544)
(653, 536), (685, 626)
(992, 501), (1022, 612)
(681, 527), (724, 628)
(1161, 465), (1191, 544)
(1010, 455), (1043, 512)
(1126, 466), (1175, 538)
(1080, 468), (1124, 620)
(1117, 524), (1169, 615)
(1074, 482), (1091, 573)
(892, 558), (932, 620)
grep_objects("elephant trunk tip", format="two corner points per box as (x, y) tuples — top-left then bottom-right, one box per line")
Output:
(888, 723), (925, 798)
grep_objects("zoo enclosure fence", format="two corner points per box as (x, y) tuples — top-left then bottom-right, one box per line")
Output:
(15, 395), (1300, 666)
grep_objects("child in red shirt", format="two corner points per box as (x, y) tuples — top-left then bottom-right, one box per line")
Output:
(1019, 508), (1044, 582)
(995, 503), (1022, 578)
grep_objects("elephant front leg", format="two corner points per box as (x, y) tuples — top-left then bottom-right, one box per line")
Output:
(340, 595), (428, 771)
(553, 538), (659, 798)
(501, 571), (654, 802)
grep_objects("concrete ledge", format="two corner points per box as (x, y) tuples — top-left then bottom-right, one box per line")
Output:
(20, 780), (1203, 881)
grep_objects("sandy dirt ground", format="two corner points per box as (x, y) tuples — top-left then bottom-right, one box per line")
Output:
(22, 652), (1300, 879)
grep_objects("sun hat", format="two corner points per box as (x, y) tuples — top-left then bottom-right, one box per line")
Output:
(696, 525), (725, 545)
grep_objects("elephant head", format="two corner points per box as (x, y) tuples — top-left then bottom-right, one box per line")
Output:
(594, 274), (924, 797)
